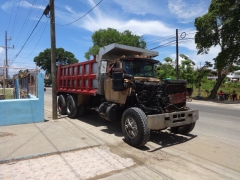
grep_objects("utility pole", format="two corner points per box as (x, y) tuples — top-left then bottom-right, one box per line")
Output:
(0, 31), (13, 81)
(50, 0), (57, 119)
(176, 29), (179, 79)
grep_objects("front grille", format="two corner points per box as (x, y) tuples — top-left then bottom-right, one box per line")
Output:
(166, 84), (186, 94)
(162, 82), (187, 112)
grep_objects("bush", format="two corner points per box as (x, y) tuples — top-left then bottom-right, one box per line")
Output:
(191, 80), (240, 98)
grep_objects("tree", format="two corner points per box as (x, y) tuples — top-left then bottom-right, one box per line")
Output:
(194, 0), (240, 99)
(84, 28), (146, 59)
(34, 48), (78, 75)
(156, 57), (176, 80)
(194, 61), (213, 96)
(178, 54), (195, 84)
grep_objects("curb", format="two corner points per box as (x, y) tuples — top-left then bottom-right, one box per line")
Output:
(0, 145), (100, 164)
(191, 99), (240, 104)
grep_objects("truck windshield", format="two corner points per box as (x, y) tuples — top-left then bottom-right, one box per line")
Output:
(122, 60), (155, 77)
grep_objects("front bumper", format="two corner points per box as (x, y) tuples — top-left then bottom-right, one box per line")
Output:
(147, 110), (199, 130)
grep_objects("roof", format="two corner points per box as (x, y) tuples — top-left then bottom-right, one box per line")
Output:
(98, 43), (159, 60)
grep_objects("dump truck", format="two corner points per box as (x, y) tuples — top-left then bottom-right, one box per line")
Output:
(57, 43), (199, 147)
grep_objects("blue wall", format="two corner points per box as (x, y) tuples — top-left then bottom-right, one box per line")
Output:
(0, 73), (44, 126)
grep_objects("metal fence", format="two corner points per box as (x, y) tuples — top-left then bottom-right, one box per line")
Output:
(0, 66), (39, 100)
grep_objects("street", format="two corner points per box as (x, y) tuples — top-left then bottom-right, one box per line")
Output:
(1, 89), (239, 179)
(43, 88), (240, 179)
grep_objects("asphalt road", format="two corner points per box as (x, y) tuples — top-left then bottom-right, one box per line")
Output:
(188, 102), (240, 145)
(44, 88), (240, 179)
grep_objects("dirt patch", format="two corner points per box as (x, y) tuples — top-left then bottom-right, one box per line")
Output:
(0, 132), (16, 138)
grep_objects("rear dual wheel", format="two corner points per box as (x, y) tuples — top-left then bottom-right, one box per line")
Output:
(58, 94), (82, 118)
(66, 95), (77, 118)
(58, 95), (67, 115)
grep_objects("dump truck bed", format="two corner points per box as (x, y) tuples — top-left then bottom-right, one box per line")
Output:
(57, 58), (98, 96)
(57, 43), (159, 96)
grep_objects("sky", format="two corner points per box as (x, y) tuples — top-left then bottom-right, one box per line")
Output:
(0, 0), (219, 76)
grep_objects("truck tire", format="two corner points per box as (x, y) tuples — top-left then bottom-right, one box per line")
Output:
(58, 95), (67, 115)
(66, 95), (77, 118)
(170, 122), (195, 135)
(178, 122), (195, 135)
(98, 102), (108, 120)
(121, 107), (150, 147)
(170, 126), (178, 134)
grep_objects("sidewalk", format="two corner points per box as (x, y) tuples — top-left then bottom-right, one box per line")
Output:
(0, 110), (164, 180)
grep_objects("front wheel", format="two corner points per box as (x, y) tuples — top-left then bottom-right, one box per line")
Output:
(170, 122), (195, 135)
(121, 107), (150, 147)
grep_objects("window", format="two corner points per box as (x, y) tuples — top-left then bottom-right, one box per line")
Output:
(123, 60), (155, 77)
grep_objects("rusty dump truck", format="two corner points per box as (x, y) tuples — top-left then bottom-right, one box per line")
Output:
(57, 43), (199, 147)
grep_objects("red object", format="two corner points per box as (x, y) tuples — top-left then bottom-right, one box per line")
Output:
(218, 91), (224, 95)
(57, 57), (97, 96)
(169, 92), (186, 104)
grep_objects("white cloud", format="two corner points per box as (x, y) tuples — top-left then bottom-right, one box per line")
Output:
(1, 0), (44, 12)
(190, 45), (221, 67)
(65, 5), (79, 15)
(168, 0), (208, 23)
(1, 1), (14, 11)
(56, 2), (176, 37)
(167, 41), (221, 68)
(20, 1), (44, 10)
(178, 39), (196, 51)
(169, 53), (186, 65)
(113, 0), (166, 16)
(0, 47), (4, 55)
(81, 18), (176, 37)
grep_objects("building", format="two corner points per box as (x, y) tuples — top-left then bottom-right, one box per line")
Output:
(227, 70), (240, 81)
(207, 70), (240, 81)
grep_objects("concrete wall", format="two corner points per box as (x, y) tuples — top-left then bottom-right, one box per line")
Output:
(0, 73), (44, 126)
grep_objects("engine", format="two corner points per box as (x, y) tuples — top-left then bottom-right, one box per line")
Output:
(111, 70), (188, 115)
(132, 79), (188, 115)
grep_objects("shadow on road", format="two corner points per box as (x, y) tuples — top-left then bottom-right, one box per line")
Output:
(148, 131), (197, 152)
(77, 112), (123, 137)
(74, 112), (197, 151)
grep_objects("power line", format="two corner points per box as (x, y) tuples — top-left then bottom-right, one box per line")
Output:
(8, 0), (46, 58)
(146, 34), (176, 46)
(150, 38), (194, 50)
(147, 36), (176, 47)
(9, 5), (49, 66)
(146, 31), (196, 48)
(9, 0), (23, 38)
(12, 0), (36, 51)
(57, 0), (103, 26)
(21, 19), (49, 59)
(42, 0), (74, 14)
(7, 0), (16, 32)
(150, 40), (176, 50)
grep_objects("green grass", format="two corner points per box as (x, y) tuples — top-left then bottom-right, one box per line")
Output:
(191, 80), (240, 99)
(0, 88), (14, 99)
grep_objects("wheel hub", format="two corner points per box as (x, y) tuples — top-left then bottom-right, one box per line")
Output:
(125, 117), (138, 139)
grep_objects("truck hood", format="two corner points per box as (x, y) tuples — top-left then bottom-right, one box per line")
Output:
(134, 76), (161, 83)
